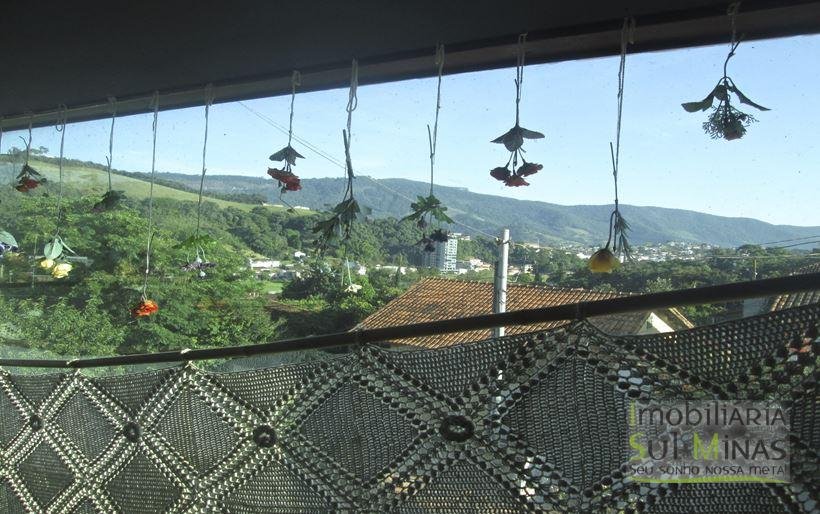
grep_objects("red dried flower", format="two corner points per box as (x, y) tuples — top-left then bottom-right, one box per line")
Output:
(517, 162), (542, 177)
(268, 168), (301, 191)
(504, 176), (530, 187)
(490, 167), (510, 182)
(131, 299), (159, 318)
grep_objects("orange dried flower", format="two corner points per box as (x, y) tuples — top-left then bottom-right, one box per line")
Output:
(131, 299), (159, 318)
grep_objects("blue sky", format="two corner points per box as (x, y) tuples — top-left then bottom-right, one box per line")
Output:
(3, 34), (819, 227)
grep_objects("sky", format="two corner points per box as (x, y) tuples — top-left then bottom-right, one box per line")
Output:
(2, 33), (819, 227)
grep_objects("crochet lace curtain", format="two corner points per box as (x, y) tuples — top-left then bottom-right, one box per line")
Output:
(0, 304), (817, 513)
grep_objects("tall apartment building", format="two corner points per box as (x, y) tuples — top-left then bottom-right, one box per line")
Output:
(422, 238), (458, 272)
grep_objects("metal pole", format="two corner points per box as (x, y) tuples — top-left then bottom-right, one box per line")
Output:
(493, 228), (510, 338)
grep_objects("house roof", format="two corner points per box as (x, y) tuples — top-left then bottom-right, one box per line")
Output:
(769, 262), (820, 311)
(359, 277), (693, 348)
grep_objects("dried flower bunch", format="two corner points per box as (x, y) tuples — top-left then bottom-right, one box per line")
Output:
(682, 4), (768, 140)
(92, 190), (126, 212)
(40, 235), (75, 279)
(131, 298), (159, 318)
(15, 163), (45, 192)
(314, 62), (361, 252)
(404, 195), (453, 252)
(589, 19), (634, 274)
(175, 234), (217, 278)
(490, 34), (544, 187)
(268, 71), (304, 193)
(268, 146), (303, 192)
(0, 230), (19, 258)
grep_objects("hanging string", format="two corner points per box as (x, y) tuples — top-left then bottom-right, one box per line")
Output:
(609, 18), (635, 214)
(54, 106), (67, 233)
(194, 85), (214, 240)
(23, 116), (33, 165)
(514, 34), (527, 127)
(0, 116), (4, 160)
(288, 71), (301, 147)
(142, 92), (160, 298)
(724, 2), (742, 78)
(105, 97), (117, 192)
(427, 44), (444, 197)
(343, 59), (358, 185)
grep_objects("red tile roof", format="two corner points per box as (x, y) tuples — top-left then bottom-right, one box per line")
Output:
(359, 277), (693, 349)
(769, 262), (820, 311)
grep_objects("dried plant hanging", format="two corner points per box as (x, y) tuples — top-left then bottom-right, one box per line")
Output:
(489, 34), (544, 187)
(133, 93), (161, 318)
(176, 86), (217, 278)
(268, 71), (304, 205)
(14, 117), (46, 193)
(93, 97), (126, 212)
(589, 18), (635, 274)
(313, 60), (361, 253)
(403, 45), (453, 252)
(682, 2), (769, 140)
(40, 107), (77, 280)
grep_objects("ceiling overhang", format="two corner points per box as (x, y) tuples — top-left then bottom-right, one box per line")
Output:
(2, 0), (820, 131)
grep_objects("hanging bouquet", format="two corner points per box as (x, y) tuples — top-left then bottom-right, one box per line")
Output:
(682, 9), (769, 141)
(489, 34), (544, 187)
(175, 234), (217, 278)
(0, 230), (19, 258)
(14, 164), (45, 192)
(683, 76), (768, 140)
(268, 145), (303, 192)
(131, 298), (159, 318)
(588, 209), (631, 273)
(92, 190), (126, 212)
(40, 235), (75, 279)
(403, 195), (453, 252)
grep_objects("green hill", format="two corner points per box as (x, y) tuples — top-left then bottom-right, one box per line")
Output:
(129, 171), (820, 248)
(0, 159), (280, 212)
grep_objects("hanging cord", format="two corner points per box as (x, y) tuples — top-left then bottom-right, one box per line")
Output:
(514, 34), (527, 127)
(343, 59), (358, 192)
(723, 2), (742, 80)
(54, 106), (68, 233)
(142, 92), (160, 299)
(22, 116), (33, 165)
(428, 44), (444, 197)
(194, 85), (214, 242)
(105, 97), (117, 192)
(288, 71), (301, 147)
(606, 17), (635, 253)
(0, 116), (4, 160)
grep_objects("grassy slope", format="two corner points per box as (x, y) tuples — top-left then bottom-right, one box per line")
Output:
(6, 159), (280, 212)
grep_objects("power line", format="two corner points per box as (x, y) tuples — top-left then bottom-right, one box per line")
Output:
(756, 234), (820, 246)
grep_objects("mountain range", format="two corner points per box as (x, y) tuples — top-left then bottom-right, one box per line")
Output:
(130, 171), (820, 248)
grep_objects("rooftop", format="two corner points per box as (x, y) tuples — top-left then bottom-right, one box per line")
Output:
(769, 262), (820, 311)
(359, 277), (693, 348)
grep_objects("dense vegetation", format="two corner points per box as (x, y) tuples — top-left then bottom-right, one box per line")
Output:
(0, 156), (816, 362)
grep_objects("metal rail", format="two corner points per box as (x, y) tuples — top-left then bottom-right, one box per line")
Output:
(1, 273), (818, 369)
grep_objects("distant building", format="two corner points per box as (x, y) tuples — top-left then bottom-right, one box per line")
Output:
(423, 238), (458, 272)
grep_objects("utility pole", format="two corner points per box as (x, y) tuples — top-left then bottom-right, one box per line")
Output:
(493, 228), (510, 338)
